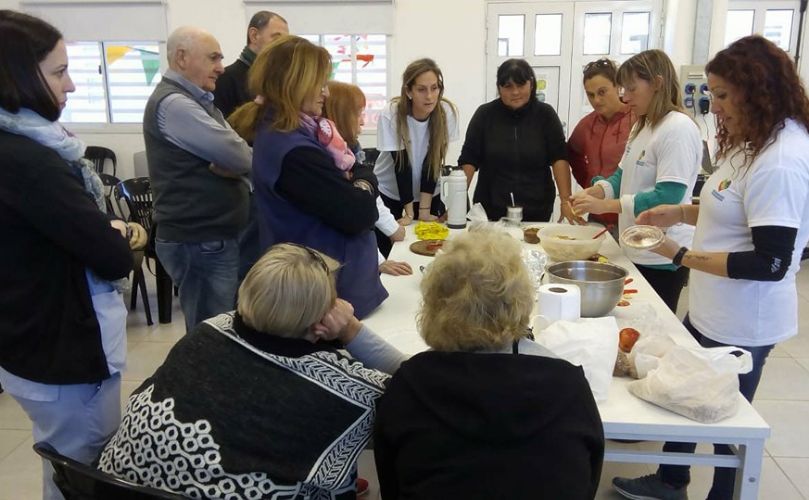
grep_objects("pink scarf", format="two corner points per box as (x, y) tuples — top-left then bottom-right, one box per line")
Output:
(299, 113), (356, 173)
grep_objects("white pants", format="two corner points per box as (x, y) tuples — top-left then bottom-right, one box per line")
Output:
(13, 374), (121, 499)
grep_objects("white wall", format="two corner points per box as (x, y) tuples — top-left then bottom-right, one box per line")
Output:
(664, 0), (697, 70)
(388, 0), (487, 165)
(801, 17), (809, 85)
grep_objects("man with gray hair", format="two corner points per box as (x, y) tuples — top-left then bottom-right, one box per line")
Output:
(143, 26), (252, 333)
(214, 11), (288, 118)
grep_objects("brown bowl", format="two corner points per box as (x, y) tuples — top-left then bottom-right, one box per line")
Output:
(523, 227), (540, 244)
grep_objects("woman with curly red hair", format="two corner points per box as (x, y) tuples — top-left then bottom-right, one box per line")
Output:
(613, 35), (809, 500)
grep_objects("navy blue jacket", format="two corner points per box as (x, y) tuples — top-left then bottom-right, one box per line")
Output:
(253, 116), (388, 319)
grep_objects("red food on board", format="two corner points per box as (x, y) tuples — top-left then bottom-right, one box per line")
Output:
(426, 241), (443, 251)
(619, 327), (640, 353)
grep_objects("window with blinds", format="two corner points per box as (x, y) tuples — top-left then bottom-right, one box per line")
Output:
(62, 41), (162, 124)
(302, 34), (388, 129)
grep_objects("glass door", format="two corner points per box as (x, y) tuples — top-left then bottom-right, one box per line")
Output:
(569, 1), (661, 131)
(487, 2), (575, 132)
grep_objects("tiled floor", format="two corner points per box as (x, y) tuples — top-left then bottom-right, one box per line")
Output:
(1, 266), (808, 499)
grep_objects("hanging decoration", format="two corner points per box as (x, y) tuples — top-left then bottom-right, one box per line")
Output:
(104, 45), (161, 85)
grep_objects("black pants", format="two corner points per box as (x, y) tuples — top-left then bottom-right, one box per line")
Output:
(375, 193), (444, 259)
(636, 264), (689, 314)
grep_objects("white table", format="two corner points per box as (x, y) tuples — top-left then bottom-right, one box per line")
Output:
(363, 223), (770, 500)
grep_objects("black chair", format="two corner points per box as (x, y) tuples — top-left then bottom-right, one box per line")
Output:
(113, 179), (153, 326)
(33, 442), (185, 499)
(116, 177), (173, 324)
(99, 173), (121, 217)
(85, 146), (117, 176)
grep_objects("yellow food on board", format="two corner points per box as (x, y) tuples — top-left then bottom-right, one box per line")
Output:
(414, 221), (449, 241)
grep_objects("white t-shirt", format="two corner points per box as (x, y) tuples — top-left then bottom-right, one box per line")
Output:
(689, 119), (809, 346)
(599, 111), (701, 265)
(374, 101), (460, 201)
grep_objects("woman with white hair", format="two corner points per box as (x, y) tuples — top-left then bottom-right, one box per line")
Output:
(98, 243), (405, 499)
(372, 230), (605, 500)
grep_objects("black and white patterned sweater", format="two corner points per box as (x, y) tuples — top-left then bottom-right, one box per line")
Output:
(98, 312), (390, 499)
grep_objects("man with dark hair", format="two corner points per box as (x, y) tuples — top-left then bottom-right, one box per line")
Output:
(215, 11), (288, 282)
(214, 11), (288, 119)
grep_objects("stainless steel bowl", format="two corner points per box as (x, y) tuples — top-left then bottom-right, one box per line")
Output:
(546, 261), (628, 317)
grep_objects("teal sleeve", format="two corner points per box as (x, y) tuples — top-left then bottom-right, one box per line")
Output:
(633, 182), (688, 217)
(592, 168), (622, 196)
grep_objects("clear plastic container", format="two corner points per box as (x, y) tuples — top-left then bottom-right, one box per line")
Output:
(620, 225), (665, 250)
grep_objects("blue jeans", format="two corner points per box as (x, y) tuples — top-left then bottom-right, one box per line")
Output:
(14, 374), (121, 500)
(156, 238), (239, 333)
(658, 315), (774, 500)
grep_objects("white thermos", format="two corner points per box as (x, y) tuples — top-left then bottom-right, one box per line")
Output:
(440, 169), (468, 229)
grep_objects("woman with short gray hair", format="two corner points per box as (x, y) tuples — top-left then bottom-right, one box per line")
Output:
(99, 243), (404, 499)
(373, 230), (604, 500)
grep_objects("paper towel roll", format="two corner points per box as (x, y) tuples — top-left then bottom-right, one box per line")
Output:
(537, 283), (581, 322)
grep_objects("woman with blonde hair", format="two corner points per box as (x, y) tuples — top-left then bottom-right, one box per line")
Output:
(231, 35), (387, 319)
(99, 243), (406, 499)
(373, 58), (460, 227)
(613, 35), (809, 500)
(323, 81), (411, 275)
(372, 230), (604, 500)
(571, 49), (701, 312)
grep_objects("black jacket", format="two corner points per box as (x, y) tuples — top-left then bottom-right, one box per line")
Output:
(0, 131), (132, 383)
(458, 98), (568, 221)
(214, 59), (250, 120)
(373, 350), (604, 500)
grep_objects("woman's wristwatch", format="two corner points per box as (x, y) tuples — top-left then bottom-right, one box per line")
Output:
(672, 246), (689, 267)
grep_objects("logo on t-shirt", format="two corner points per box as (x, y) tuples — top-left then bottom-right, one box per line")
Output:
(711, 178), (732, 202)
(636, 149), (646, 167)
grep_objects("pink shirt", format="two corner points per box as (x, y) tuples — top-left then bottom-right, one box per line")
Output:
(567, 106), (634, 225)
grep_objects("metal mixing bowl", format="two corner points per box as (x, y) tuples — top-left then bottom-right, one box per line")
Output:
(546, 261), (628, 317)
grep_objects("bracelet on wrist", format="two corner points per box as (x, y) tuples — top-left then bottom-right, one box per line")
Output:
(672, 246), (689, 267)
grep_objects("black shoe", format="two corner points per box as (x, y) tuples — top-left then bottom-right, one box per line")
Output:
(613, 473), (688, 500)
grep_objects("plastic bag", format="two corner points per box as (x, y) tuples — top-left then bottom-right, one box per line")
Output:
(534, 317), (619, 401)
(467, 203), (490, 231)
(628, 345), (753, 423)
(611, 300), (679, 378)
(628, 334), (676, 379)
